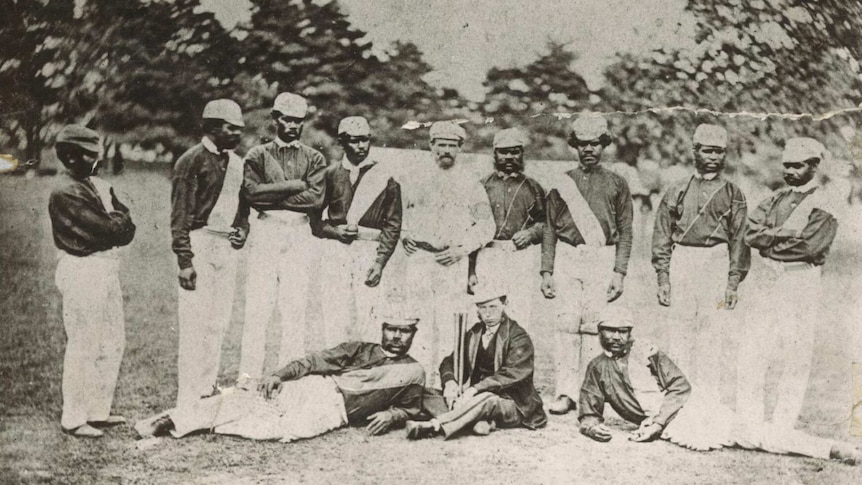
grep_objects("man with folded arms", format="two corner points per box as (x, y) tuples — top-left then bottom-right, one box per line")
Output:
(237, 92), (327, 379)
(579, 306), (860, 466)
(49, 125), (136, 437)
(136, 315), (424, 441)
(311, 116), (401, 345)
(738, 137), (839, 430)
(171, 99), (247, 407)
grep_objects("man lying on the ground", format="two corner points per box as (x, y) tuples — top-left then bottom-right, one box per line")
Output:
(578, 306), (861, 466)
(405, 284), (546, 440)
(135, 316), (424, 442)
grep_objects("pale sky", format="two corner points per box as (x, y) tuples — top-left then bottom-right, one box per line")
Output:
(199, 0), (696, 100)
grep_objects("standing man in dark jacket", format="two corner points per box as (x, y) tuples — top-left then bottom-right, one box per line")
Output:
(737, 137), (840, 430)
(49, 125), (136, 437)
(405, 285), (546, 439)
(651, 124), (750, 390)
(311, 116), (402, 345)
(237, 92), (328, 379)
(468, 128), (546, 328)
(170, 99), (246, 407)
(540, 114), (634, 415)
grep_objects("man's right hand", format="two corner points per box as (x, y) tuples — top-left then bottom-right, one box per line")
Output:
(657, 283), (671, 307)
(541, 272), (556, 299)
(443, 381), (460, 410)
(402, 236), (418, 255)
(333, 224), (358, 244)
(259, 375), (283, 400)
(178, 266), (196, 291)
(584, 423), (613, 443)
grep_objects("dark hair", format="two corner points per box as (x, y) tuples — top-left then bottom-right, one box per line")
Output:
(568, 133), (612, 148)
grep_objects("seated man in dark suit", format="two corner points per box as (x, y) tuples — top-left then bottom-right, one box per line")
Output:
(405, 284), (546, 439)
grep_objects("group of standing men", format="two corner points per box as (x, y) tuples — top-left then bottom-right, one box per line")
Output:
(47, 92), (853, 466)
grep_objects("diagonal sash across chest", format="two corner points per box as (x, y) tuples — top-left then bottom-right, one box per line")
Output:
(781, 186), (830, 232)
(345, 160), (392, 227)
(550, 172), (605, 247)
(206, 151), (244, 235)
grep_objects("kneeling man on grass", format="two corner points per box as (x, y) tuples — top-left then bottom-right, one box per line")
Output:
(136, 316), (424, 442)
(578, 306), (861, 466)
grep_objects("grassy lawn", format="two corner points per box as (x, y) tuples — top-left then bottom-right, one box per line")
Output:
(2, 167), (861, 484)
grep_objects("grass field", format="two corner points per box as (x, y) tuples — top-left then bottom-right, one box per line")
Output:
(2, 166), (862, 484)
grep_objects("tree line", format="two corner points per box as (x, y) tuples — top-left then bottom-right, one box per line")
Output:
(2, 0), (861, 186)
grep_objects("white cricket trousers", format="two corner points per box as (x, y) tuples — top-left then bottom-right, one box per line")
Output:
(55, 252), (125, 429)
(239, 212), (314, 379)
(552, 244), (618, 399)
(663, 388), (833, 459)
(318, 238), (381, 346)
(473, 242), (540, 329)
(663, 244), (731, 391)
(176, 229), (238, 407)
(166, 375), (347, 441)
(737, 260), (821, 429)
(400, 249), (471, 388)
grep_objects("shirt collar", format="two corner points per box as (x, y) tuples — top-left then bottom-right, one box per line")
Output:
(201, 136), (221, 155)
(341, 154), (376, 172)
(790, 178), (819, 193)
(495, 170), (524, 180)
(695, 172), (718, 181)
(275, 137), (301, 149)
(482, 321), (502, 337)
(578, 163), (602, 173)
(381, 348), (399, 359)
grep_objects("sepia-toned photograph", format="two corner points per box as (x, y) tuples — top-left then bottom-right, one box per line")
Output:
(2, 0), (862, 483)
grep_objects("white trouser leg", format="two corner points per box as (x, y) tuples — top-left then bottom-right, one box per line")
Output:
(552, 244), (616, 398)
(276, 225), (314, 367)
(351, 241), (380, 343)
(730, 418), (834, 459)
(771, 267), (820, 429)
(668, 245), (729, 391)
(403, 251), (470, 388)
(239, 219), (282, 379)
(319, 239), (380, 346)
(736, 289), (774, 424)
(319, 240), (353, 348)
(56, 255), (125, 429)
(663, 390), (833, 459)
(474, 244), (539, 329)
(176, 231), (238, 407)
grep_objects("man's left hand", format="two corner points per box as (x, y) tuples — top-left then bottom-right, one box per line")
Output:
(511, 230), (532, 250)
(365, 262), (383, 287)
(629, 422), (663, 442)
(723, 288), (738, 310)
(365, 411), (395, 435)
(434, 246), (465, 266)
(607, 272), (624, 302)
(454, 387), (478, 409)
(229, 227), (248, 249)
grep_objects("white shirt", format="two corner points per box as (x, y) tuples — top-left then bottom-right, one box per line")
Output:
(481, 322), (501, 348)
(790, 178), (818, 193)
